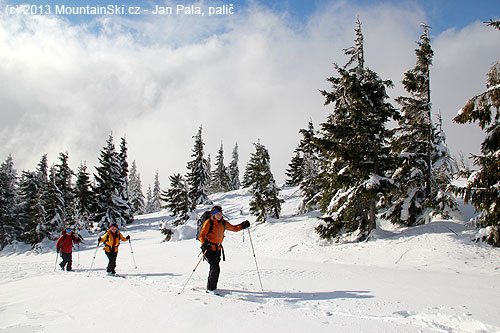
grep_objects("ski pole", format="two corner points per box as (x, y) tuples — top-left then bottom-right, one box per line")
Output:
(89, 241), (100, 271)
(178, 250), (207, 295)
(247, 229), (264, 292)
(54, 250), (60, 271)
(129, 238), (137, 269)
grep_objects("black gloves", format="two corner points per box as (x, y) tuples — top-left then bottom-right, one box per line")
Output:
(240, 220), (250, 230)
(126, 235), (131, 240)
(201, 242), (210, 252)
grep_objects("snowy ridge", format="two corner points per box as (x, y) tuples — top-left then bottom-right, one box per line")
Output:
(1, 186), (500, 332)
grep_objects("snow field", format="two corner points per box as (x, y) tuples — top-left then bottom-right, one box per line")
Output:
(1, 186), (500, 332)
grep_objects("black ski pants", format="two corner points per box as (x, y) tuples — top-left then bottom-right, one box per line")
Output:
(59, 251), (73, 271)
(105, 251), (118, 273)
(205, 249), (221, 291)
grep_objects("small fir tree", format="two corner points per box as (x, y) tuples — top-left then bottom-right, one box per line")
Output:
(128, 160), (145, 215)
(145, 185), (153, 213)
(228, 143), (241, 191)
(297, 121), (323, 213)
(211, 143), (230, 193)
(285, 150), (304, 187)
(150, 170), (163, 213)
(186, 126), (211, 209)
(245, 141), (283, 222)
(161, 173), (191, 225)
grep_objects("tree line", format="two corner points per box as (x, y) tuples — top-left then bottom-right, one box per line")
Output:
(0, 127), (283, 249)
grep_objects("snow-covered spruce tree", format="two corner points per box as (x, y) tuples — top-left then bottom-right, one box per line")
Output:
(44, 152), (74, 234)
(206, 154), (212, 193)
(285, 150), (303, 187)
(186, 126), (211, 209)
(161, 173), (191, 226)
(245, 141), (283, 222)
(128, 160), (145, 215)
(0, 155), (20, 249)
(55, 152), (75, 229)
(384, 25), (456, 226)
(315, 20), (398, 241)
(144, 185), (153, 213)
(117, 137), (133, 225)
(149, 170), (163, 213)
(44, 165), (64, 233)
(74, 162), (94, 231)
(428, 113), (458, 220)
(228, 143), (240, 191)
(18, 170), (48, 246)
(452, 20), (500, 246)
(297, 121), (323, 213)
(211, 143), (230, 193)
(93, 135), (130, 229)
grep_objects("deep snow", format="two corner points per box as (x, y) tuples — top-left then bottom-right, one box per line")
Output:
(1, 186), (500, 332)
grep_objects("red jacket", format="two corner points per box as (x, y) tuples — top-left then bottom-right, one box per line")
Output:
(56, 233), (79, 253)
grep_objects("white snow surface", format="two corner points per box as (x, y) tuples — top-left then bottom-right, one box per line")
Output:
(1, 186), (500, 332)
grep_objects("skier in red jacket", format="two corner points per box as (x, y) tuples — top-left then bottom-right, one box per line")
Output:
(56, 228), (80, 271)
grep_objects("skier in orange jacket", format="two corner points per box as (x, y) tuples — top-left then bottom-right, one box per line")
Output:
(199, 205), (250, 291)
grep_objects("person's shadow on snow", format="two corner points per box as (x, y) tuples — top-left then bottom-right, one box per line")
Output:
(215, 289), (373, 302)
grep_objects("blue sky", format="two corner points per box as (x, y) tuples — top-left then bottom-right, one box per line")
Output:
(4, 0), (499, 34)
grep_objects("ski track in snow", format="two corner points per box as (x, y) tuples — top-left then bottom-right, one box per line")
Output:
(1, 187), (500, 332)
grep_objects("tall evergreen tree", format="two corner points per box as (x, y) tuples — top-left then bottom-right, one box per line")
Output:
(18, 171), (48, 246)
(315, 20), (398, 241)
(44, 152), (75, 234)
(45, 165), (64, 233)
(74, 162), (94, 231)
(186, 126), (210, 209)
(245, 141), (283, 222)
(384, 25), (456, 226)
(36, 154), (49, 188)
(0, 155), (20, 249)
(54, 152), (75, 229)
(161, 173), (191, 225)
(93, 134), (129, 229)
(129, 160), (145, 215)
(117, 137), (133, 224)
(452, 20), (500, 246)
(211, 143), (230, 193)
(228, 143), (240, 191)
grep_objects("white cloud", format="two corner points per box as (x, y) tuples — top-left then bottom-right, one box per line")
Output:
(0, 1), (498, 190)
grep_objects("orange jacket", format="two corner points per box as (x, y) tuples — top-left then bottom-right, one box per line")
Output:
(199, 217), (242, 250)
(100, 230), (128, 253)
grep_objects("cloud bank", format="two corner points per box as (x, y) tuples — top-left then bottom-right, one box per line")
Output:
(0, 1), (499, 189)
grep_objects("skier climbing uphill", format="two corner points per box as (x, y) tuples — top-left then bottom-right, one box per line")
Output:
(199, 205), (250, 292)
(98, 223), (130, 275)
(56, 228), (81, 271)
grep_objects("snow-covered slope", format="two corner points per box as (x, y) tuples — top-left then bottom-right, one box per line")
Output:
(1, 187), (500, 332)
